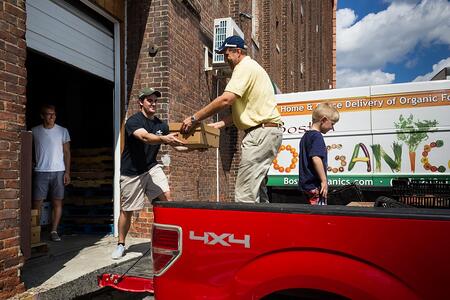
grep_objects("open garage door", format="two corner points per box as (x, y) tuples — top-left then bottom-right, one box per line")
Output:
(26, 0), (114, 81)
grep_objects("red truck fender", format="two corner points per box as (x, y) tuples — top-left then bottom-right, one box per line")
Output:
(233, 250), (419, 300)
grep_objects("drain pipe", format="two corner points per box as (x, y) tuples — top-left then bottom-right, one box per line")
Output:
(215, 77), (220, 202)
(205, 46), (220, 202)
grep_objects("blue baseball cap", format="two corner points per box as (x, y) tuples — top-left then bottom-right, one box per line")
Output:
(215, 35), (247, 54)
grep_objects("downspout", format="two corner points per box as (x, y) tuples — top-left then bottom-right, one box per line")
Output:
(205, 46), (220, 202)
(216, 80), (220, 202)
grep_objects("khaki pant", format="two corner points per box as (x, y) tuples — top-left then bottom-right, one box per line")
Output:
(120, 164), (169, 211)
(235, 126), (282, 203)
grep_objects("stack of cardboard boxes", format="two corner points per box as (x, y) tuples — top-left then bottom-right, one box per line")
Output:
(30, 209), (40, 244)
(29, 209), (49, 258)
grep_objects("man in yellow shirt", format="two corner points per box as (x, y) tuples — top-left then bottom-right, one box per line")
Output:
(181, 35), (282, 203)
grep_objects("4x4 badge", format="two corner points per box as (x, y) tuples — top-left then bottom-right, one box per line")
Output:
(189, 231), (250, 248)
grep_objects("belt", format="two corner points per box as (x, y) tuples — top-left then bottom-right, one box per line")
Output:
(244, 122), (281, 134)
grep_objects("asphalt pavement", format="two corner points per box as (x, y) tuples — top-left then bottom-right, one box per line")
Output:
(76, 253), (154, 300)
(15, 234), (153, 300)
(75, 287), (154, 300)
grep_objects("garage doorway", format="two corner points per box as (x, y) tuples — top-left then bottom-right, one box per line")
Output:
(26, 49), (115, 242)
(24, 0), (121, 260)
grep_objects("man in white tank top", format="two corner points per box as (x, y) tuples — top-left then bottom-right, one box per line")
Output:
(32, 104), (71, 242)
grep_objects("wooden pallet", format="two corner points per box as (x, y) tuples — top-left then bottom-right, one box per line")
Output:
(64, 217), (113, 225)
(74, 155), (112, 162)
(72, 171), (113, 180)
(64, 196), (112, 206)
(70, 179), (113, 188)
(71, 147), (112, 157)
(60, 223), (113, 234)
(63, 204), (113, 217)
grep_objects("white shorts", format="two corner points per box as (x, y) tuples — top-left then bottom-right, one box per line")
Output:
(120, 164), (169, 211)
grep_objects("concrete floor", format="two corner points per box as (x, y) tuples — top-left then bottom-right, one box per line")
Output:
(14, 233), (153, 300)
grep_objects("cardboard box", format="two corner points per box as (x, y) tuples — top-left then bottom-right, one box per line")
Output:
(31, 209), (39, 227)
(169, 122), (220, 148)
(31, 226), (41, 244)
(40, 202), (51, 226)
(346, 202), (374, 207)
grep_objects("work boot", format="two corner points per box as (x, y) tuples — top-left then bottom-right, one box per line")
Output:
(50, 231), (61, 242)
(111, 244), (125, 259)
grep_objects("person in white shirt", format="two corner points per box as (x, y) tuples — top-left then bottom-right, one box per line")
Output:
(32, 104), (71, 242)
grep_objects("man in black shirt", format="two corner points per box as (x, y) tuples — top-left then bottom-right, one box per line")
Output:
(112, 87), (184, 259)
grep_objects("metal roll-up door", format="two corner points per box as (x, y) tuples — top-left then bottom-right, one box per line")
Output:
(26, 0), (114, 81)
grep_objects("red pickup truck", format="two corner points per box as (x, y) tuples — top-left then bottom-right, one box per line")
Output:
(100, 201), (450, 299)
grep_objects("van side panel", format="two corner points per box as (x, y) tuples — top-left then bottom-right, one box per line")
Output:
(269, 80), (450, 189)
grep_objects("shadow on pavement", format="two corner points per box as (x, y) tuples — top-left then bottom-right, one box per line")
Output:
(20, 234), (152, 299)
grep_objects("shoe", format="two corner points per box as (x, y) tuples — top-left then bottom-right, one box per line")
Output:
(50, 231), (61, 242)
(111, 244), (125, 259)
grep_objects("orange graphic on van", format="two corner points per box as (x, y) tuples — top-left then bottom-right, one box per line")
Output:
(273, 145), (298, 173)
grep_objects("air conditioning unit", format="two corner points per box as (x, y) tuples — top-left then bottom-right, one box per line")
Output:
(213, 17), (244, 65)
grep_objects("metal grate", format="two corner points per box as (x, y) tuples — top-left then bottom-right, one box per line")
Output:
(213, 20), (227, 64)
(392, 178), (450, 208)
(212, 17), (244, 65)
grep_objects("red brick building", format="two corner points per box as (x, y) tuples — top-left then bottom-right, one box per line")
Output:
(0, 0), (335, 298)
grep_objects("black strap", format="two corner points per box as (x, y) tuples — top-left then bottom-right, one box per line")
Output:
(118, 247), (152, 282)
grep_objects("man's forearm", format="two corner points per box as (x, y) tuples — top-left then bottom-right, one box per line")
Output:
(194, 92), (236, 121)
(142, 132), (166, 145)
(194, 98), (227, 121)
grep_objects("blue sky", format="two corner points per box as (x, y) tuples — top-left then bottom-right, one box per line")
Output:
(336, 0), (450, 88)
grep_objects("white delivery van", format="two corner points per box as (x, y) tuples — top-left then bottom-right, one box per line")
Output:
(268, 80), (450, 192)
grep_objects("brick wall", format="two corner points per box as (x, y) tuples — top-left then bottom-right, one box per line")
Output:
(299, 0), (334, 91)
(125, 0), (335, 237)
(125, 0), (170, 237)
(126, 0), (236, 237)
(0, 0), (335, 297)
(259, 0), (335, 93)
(333, 0), (337, 88)
(0, 1), (27, 299)
(166, 0), (228, 203)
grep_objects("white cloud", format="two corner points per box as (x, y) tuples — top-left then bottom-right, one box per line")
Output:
(413, 56), (450, 81)
(383, 0), (421, 3)
(336, 8), (357, 31)
(337, 0), (450, 88)
(337, 69), (395, 88)
(405, 57), (418, 69)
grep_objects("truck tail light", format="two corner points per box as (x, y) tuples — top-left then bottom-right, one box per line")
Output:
(151, 223), (182, 276)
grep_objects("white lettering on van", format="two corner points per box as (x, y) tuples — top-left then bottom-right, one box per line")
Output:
(345, 99), (383, 109)
(399, 95), (437, 106)
(280, 105), (304, 113)
(284, 177), (298, 185)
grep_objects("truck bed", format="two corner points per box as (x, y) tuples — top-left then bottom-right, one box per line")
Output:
(154, 201), (450, 219)
(152, 201), (450, 299)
